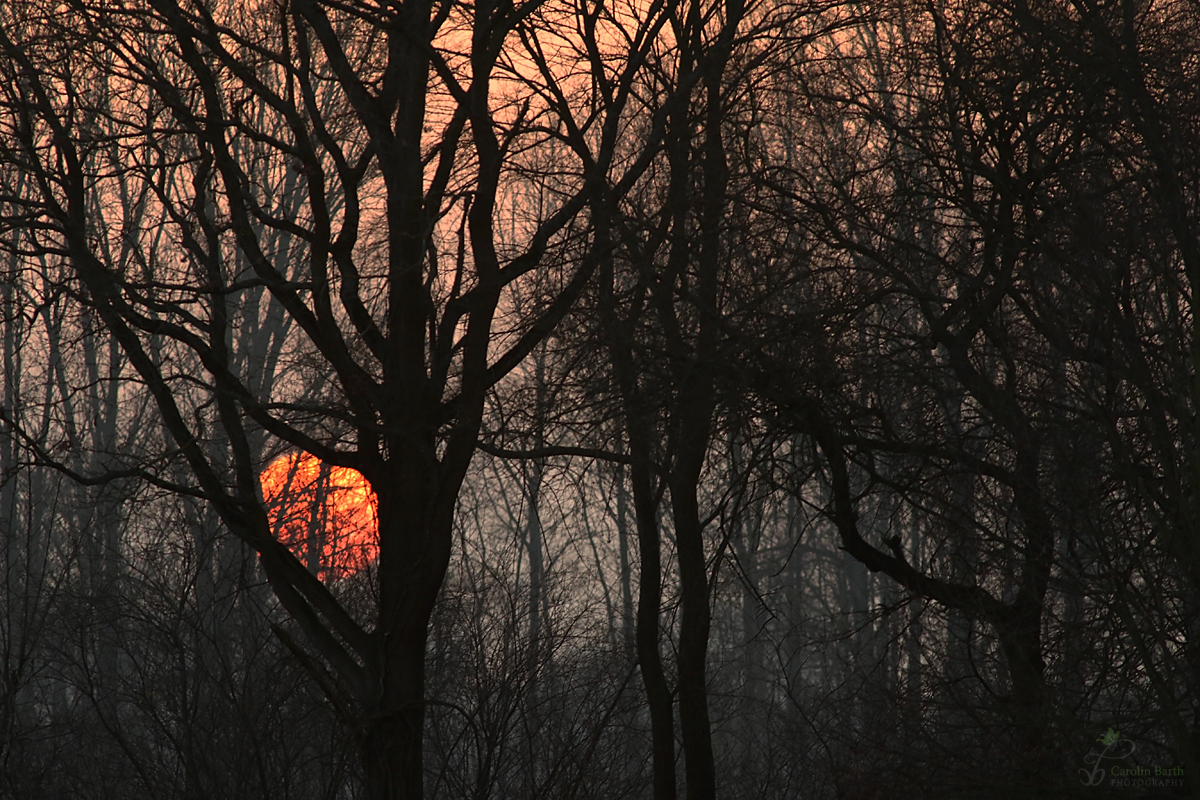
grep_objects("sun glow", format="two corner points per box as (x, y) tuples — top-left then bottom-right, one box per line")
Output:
(260, 452), (378, 580)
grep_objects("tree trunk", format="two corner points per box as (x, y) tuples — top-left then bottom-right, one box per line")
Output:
(630, 439), (678, 800)
(672, 479), (716, 800)
(361, 636), (429, 800)
(616, 460), (637, 652)
(360, 439), (455, 800)
(995, 606), (1048, 795)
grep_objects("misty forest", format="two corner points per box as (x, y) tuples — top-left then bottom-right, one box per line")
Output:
(0, 0), (1198, 798)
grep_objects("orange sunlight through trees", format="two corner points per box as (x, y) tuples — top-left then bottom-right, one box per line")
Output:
(260, 452), (378, 580)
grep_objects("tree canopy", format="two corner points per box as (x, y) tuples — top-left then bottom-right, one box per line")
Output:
(1, 0), (1198, 798)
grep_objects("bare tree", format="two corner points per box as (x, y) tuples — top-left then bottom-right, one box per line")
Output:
(0, 0), (697, 796)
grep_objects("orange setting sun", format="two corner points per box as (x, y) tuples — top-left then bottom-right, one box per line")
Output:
(260, 452), (378, 580)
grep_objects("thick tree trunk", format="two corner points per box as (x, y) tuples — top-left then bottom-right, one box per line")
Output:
(995, 605), (1049, 796)
(361, 445), (454, 800)
(361, 636), (428, 800)
(1184, 582), (1200, 800)
(672, 481), (716, 800)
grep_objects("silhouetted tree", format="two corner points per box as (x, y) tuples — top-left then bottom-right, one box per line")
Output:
(0, 0), (697, 796)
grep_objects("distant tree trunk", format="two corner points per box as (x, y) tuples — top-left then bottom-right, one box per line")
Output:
(904, 524), (924, 714)
(729, 458), (766, 777)
(783, 488), (805, 695)
(615, 458), (637, 652)
(525, 350), (548, 697)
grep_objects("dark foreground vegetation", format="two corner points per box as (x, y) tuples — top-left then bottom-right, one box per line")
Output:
(1, 0), (1198, 797)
